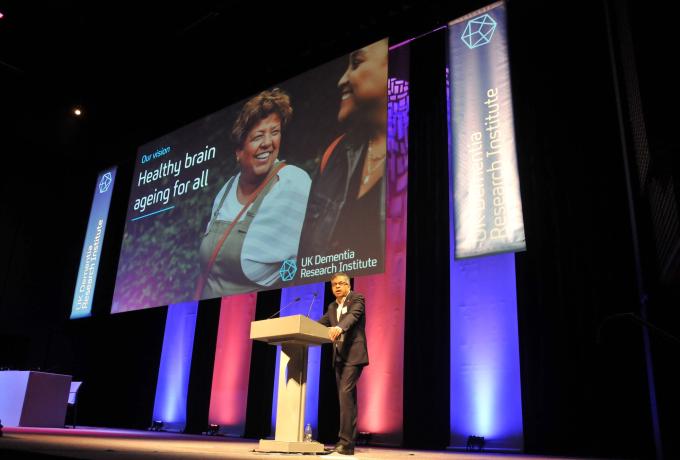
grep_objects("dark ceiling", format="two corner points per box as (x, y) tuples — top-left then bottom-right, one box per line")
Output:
(0, 1), (486, 172)
(1, 1), (670, 170)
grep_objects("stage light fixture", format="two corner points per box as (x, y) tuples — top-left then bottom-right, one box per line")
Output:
(206, 423), (220, 436)
(73, 107), (83, 117)
(0, 12), (4, 20)
(466, 435), (485, 451)
(356, 431), (372, 446)
(149, 420), (164, 431)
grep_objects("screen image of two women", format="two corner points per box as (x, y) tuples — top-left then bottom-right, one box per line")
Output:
(197, 39), (388, 299)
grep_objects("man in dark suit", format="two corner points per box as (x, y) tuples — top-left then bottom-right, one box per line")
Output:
(318, 272), (369, 455)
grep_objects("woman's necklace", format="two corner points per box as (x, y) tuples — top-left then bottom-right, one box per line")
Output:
(363, 139), (386, 185)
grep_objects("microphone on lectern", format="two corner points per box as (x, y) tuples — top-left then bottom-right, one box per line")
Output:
(266, 297), (302, 319)
(305, 292), (319, 318)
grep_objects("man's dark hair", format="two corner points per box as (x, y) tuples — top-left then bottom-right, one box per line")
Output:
(331, 272), (350, 282)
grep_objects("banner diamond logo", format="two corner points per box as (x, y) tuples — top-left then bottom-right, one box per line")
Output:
(279, 259), (297, 282)
(99, 172), (113, 193)
(461, 14), (497, 49)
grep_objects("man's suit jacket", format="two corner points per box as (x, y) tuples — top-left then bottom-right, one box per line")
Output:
(318, 291), (369, 366)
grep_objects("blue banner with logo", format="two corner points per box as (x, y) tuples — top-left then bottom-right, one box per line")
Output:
(71, 167), (117, 319)
(449, 2), (526, 258)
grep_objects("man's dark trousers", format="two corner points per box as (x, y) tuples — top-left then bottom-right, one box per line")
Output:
(335, 362), (363, 448)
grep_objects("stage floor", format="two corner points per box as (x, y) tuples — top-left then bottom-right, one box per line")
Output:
(0, 426), (593, 460)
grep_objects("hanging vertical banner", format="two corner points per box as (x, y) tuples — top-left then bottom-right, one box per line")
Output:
(71, 167), (117, 319)
(449, 1), (525, 258)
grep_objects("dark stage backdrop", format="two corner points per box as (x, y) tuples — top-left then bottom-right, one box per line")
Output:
(509, 1), (655, 458)
(1, 1), (676, 458)
(403, 29), (451, 449)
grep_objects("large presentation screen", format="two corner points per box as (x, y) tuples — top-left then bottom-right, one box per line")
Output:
(112, 39), (388, 313)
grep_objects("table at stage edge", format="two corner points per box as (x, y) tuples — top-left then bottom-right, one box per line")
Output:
(250, 314), (331, 454)
(0, 370), (72, 427)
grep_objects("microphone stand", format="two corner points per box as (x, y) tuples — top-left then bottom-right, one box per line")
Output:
(266, 297), (301, 319)
(305, 293), (318, 318)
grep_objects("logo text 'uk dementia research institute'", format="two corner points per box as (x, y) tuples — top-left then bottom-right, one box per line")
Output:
(98, 172), (113, 193)
(461, 14), (497, 49)
(280, 259), (297, 282)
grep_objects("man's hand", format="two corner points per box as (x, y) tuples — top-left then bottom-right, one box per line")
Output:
(328, 326), (343, 342)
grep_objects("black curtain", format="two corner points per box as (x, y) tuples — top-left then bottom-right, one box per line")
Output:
(185, 298), (220, 434)
(68, 308), (166, 430)
(402, 28), (451, 449)
(508, 1), (654, 457)
(243, 289), (280, 438)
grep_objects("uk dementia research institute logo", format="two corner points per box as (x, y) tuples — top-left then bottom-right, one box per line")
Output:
(461, 13), (497, 49)
(279, 259), (297, 282)
(98, 172), (113, 193)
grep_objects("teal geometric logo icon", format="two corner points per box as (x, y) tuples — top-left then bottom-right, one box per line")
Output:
(98, 172), (113, 193)
(461, 14), (497, 49)
(279, 259), (297, 282)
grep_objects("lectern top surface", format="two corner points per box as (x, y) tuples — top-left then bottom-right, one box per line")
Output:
(250, 314), (331, 345)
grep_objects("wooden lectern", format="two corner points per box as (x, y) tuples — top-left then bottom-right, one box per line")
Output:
(250, 314), (331, 453)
